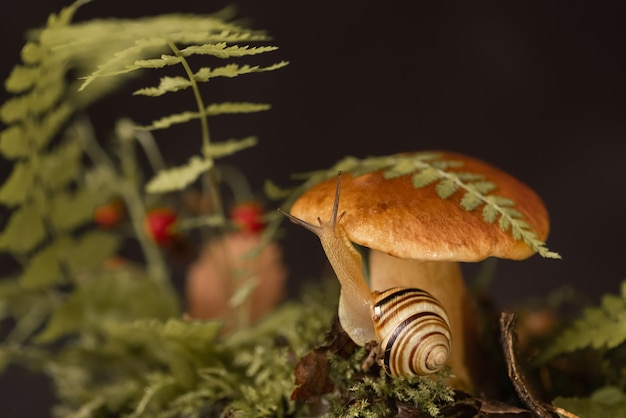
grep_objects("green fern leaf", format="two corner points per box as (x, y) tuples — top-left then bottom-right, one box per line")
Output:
(536, 281), (626, 363)
(0, 161), (35, 206)
(133, 76), (190, 96)
(139, 103), (270, 130)
(554, 386), (626, 418)
(5, 65), (40, 93)
(39, 141), (82, 191)
(469, 180), (497, 194)
(482, 203), (499, 223)
(203, 136), (257, 159)
(19, 237), (71, 289)
(498, 213), (511, 232)
(139, 111), (199, 130)
(488, 195), (515, 207)
(36, 269), (179, 344)
(179, 43), (278, 58)
(502, 206), (524, 220)
(435, 178), (458, 199)
(0, 106), (72, 160)
(431, 159), (463, 170)
(35, 103), (74, 150)
(65, 230), (120, 276)
(21, 41), (45, 65)
(382, 159), (416, 179)
(50, 189), (98, 232)
(78, 37), (169, 90)
(206, 102), (270, 116)
(0, 81), (65, 123)
(0, 126), (27, 159)
(193, 61), (289, 82)
(454, 172), (485, 182)
(133, 54), (182, 69)
(460, 192), (483, 211)
(0, 204), (46, 253)
(411, 167), (441, 188)
(146, 156), (213, 194)
(169, 30), (270, 46)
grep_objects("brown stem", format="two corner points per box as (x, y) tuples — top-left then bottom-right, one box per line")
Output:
(500, 312), (575, 418)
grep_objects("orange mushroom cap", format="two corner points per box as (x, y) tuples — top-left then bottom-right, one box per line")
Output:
(290, 151), (550, 262)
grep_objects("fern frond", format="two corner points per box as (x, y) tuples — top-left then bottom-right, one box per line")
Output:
(536, 281), (626, 363)
(145, 156), (213, 194)
(129, 45), (280, 72)
(78, 32), (275, 90)
(138, 111), (200, 131)
(133, 76), (191, 96)
(182, 43), (278, 58)
(5, 65), (41, 93)
(0, 103), (75, 160)
(49, 189), (98, 232)
(78, 37), (169, 90)
(206, 102), (270, 116)
(0, 81), (64, 123)
(17, 230), (119, 290)
(0, 204), (46, 254)
(0, 161), (35, 206)
(39, 141), (83, 191)
(554, 386), (626, 418)
(193, 61), (289, 82)
(138, 104), (270, 130)
(0, 126), (25, 158)
(132, 54), (183, 70)
(203, 136), (257, 159)
(19, 237), (71, 289)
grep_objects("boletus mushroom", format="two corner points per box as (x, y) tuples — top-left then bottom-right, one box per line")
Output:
(284, 150), (556, 395)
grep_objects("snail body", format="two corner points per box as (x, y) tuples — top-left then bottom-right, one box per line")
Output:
(280, 173), (452, 376)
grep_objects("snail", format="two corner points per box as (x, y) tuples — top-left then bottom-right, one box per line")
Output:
(279, 173), (451, 376)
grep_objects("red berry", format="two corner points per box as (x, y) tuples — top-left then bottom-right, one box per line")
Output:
(230, 202), (265, 233)
(144, 208), (178, 246)
(94, 199), (125, 229)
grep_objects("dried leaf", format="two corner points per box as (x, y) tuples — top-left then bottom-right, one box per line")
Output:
(291, 347), (334, 401)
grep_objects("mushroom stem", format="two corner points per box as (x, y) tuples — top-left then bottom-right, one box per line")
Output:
(368, 250), (493, 394)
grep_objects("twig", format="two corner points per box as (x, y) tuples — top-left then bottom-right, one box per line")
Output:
(500, 311), (579, 418)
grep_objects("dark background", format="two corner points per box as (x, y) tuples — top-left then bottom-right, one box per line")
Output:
(1, 1), (625, 416)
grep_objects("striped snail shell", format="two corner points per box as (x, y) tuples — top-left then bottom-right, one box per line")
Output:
(372, 287), (452, 376)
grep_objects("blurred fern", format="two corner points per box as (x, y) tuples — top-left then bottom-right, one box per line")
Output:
(0, 2), (288, 416)
(0, 2), (129, 356)
(536, 280), (626, 364)
(78, 12), (287, 196)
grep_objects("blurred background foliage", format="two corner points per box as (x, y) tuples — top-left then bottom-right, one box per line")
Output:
(1, 1), (625, 416)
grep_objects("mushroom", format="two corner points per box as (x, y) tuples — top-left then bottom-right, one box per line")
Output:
(287, 151), (553, 394)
